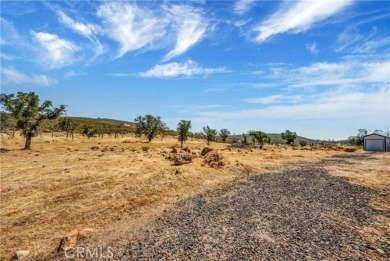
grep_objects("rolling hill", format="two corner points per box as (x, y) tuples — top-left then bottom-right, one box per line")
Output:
(69, 117), (135, 126)
(230, 133), (323, 144)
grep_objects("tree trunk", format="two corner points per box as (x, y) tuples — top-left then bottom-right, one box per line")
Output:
(180, 140), (184, 148)
(25, 135), (32, 149)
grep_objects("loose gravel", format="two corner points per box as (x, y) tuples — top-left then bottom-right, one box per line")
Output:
(114, 154), (388, 260)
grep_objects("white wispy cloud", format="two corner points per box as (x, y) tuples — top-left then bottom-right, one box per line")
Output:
(196, 88), (390, 123)
(353, 36), (390, 54)
(65, 69), (86, 78)
(173, 104), (228, 110)
(305, 42), (318, 55)
(254, 0), (352, 43)
(363, 61), (390, 82)
(0, 17), (24, 46)
(234, 0), (255, 15)
(57, 10), (100, 38)
(262, 60), (390, 88)
(97, 2), (167, 58)
(333, 27), (390, 54)
(56, 10), (104, 62)
(96, 3), (208, 61)
(139, 60), (226, 78)
(334, 29), (365, 52)
(31, 31), (79, 68)
(1, 67), (56, 86)
(0, 52), (18, 61)
(243, 94), (303, 104)
(104, 73), (135, 77)
(163, 5), (206, 62)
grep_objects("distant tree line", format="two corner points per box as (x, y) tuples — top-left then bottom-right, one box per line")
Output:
(3, 92), (387, 149)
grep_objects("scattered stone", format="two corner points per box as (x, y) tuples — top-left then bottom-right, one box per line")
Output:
(57, 228), (94, 252)
(203, 150), (224, 168)
(165, 154), (174, 161)
(141, 146), (149, 152)
(201, 147), (214, 156)
(78, 228), (94, 238)
(10, 250), (30, 260)
(57, 229), (79, 252)
(376, 248), (385, 255)
(182, 147), (191, 153)
(173, 153), (193, 165)
(171, 147), (180, 154)
(90, 146), (99, 151)
(344, 147), (357, 152)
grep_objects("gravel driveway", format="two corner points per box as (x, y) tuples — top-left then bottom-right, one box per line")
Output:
(115, 154), (389, 260)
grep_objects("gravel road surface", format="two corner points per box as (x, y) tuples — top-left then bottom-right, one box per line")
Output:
(117, 154), (389, 260)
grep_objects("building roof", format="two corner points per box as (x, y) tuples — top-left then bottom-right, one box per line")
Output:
(363, 133), (390, 139)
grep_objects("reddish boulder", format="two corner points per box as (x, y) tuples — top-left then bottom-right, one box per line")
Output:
(173, 153), (193, 165)
(204, 150), (224, 168)
(182, 147), (191, 153)
(201, 147), (214, 156)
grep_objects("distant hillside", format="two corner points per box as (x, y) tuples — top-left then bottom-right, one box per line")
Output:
(69, 117), (135, 126)
(230, 133), (322, 144)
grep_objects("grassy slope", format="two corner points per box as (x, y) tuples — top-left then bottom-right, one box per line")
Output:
(230, 133), (321, 144)
(69, 117), (323, 143)
(69, 117), (135, 126)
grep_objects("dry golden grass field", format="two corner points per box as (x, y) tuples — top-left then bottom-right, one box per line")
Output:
(1, 133), (389, 260)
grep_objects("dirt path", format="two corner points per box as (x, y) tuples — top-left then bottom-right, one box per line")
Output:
(99, 153), (389, 260)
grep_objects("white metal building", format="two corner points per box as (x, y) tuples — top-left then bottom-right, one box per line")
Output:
(363, 134), (390, 152)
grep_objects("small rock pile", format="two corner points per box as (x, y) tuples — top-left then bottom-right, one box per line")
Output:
(344, 147), (357, 152)
(166, 146), (195, 165)
(202, 148), (224, 168)
(318, 144), (346, 151)
(173, 153), (193, 165)
(166, 146), (224, 168)
(201, 147), (213, 156)
(57, 228), (94, 252)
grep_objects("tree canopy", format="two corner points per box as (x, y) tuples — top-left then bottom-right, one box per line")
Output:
(134, 114), (164, 142)
(249, 131), (269, 149)
(0, 92), (66, 149)
(219, 128), (231, 143)
(177, 120), (191, 148)
(281, 130), (297, 145)
(203, 126), (217, 145)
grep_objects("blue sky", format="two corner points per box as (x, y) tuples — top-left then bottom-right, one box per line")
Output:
(1, 0), (389, 140)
